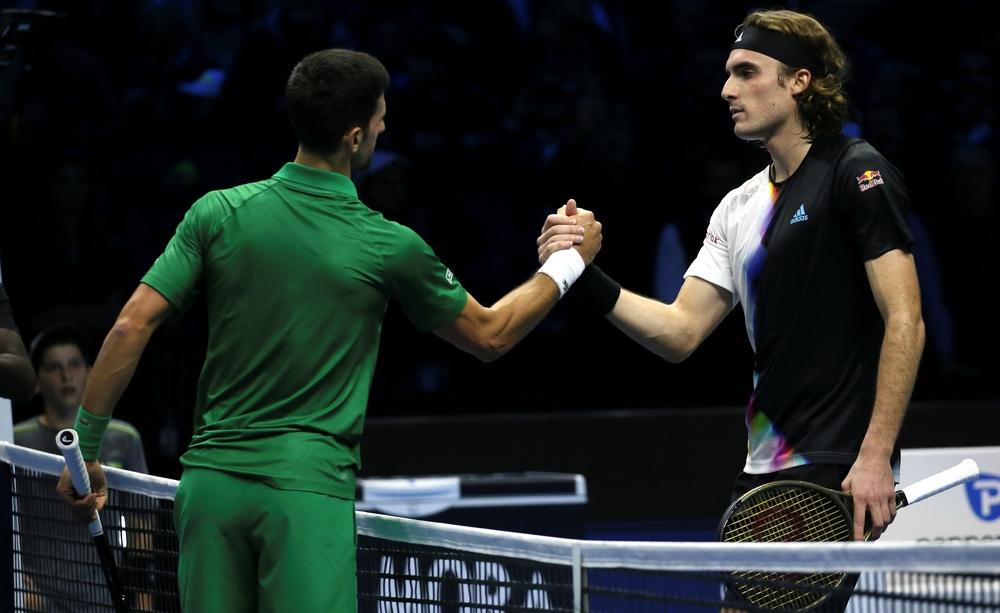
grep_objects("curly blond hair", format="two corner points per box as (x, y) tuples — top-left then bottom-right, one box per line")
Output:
(741, 10), (850, 140)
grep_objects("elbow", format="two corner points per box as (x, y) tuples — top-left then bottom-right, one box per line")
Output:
(475, 351), (501, 363)
(108, 319), (140, 342)
(106, 315), (153, 347)
(0, 359), (35, 402)
(112, 307), (160, 337)
(11, 367), (36, 403)
(663, 345), (695, 364)
(468, 308), (516, 363)
(663, 348), (692, 364)
(16, 372), (36, 402)
(649, 304), (702, 363)
(891, 310), (924, 342)
(657, 330), (699, 364)
(474, 337), (510, 363)
(885, 310), (925, 357)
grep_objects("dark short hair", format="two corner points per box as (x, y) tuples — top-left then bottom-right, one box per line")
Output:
(29, 322), (92, 370)
(286, 49), (390, 155)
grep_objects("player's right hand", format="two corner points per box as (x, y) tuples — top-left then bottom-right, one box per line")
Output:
(537, 199), (602, 264)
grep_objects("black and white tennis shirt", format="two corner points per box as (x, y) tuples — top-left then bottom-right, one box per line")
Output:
(686, 135), (914, 474)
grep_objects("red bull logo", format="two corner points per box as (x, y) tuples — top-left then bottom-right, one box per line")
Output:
(856, 169), (885, 192)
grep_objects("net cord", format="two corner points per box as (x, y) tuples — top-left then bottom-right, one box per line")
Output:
(4, 442), (998, 574)
(1, 442), (177, 500)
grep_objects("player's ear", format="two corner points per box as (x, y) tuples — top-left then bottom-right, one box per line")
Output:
(790, 68), (812, 96)
(344, 127), (363, 153)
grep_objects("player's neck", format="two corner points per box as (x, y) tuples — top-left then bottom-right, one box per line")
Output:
(293, 147), (353, 178)
(762, 120), (812, 183)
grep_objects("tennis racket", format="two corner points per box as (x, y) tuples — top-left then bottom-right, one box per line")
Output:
(57, 428), (130, 613)
(718, 459), (980, 611)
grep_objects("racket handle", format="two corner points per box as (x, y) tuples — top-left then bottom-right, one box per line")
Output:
(56, 429), (105, 538)
(900, 458), (980, 506)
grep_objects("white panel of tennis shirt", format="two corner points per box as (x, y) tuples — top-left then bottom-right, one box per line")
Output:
(683, 167), (776, 353)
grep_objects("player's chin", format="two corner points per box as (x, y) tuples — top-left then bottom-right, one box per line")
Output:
(732, 124), (758, 140)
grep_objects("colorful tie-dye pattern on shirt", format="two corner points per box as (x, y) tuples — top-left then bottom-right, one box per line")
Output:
(743, 181), (809, 473)
(741, 181), (780, 348)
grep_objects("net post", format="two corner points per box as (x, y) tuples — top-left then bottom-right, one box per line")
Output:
(0, 461), (14, 612)
(0, 262), (12, 445)
(572, 542), (583, 612)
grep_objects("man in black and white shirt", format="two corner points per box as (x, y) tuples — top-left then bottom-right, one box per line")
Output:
(539, 9), (923, 545)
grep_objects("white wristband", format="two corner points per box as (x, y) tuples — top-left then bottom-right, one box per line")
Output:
(538, 248), (586, 297)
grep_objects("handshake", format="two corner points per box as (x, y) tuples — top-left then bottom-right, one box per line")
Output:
(535, 198), (603, 267)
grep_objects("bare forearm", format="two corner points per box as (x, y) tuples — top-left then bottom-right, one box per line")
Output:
(608, 290), (698, 363)
(435, 272), (566, 362)
(481, 273), (561, 358)
(862, 315), (925, 457)
(81, 284), (172, 416)
(82, 319), (157, 417)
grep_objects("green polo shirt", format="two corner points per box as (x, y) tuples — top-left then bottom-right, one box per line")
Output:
(142, 163), (467, 499)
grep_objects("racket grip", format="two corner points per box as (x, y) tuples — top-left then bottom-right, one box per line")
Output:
(901, 458), (980, 505)
(57, 429), (105, 538)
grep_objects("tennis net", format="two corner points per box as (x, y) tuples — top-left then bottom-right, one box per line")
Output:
(2, 442), (999, 612)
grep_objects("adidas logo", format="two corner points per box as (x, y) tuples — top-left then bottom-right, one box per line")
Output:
(790, 204), (809, 225)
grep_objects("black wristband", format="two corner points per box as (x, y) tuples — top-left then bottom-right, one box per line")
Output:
(569, 265), (621, 315)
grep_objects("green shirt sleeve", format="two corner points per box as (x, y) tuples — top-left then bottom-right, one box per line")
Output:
(141, 192), (226, 311)
(383, 223), (468, 332)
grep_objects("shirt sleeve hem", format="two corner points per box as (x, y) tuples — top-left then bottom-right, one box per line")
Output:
(139, 276), (185, 311)
(861, 241), (914, 262)
(683, 266), (738, 305)
(414, 289), (469, 332)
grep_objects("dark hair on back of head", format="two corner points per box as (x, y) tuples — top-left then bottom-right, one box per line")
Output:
(286, 49), (390, 155)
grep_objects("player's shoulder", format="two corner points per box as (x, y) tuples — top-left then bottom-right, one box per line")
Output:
(182, 180), (277, 236)
(839, 138), (890, 167)
(368, 214), (428, 250)
(719, 167), (771, 212)
(203, 178), (278, 210)
(831, 138), (905, 190)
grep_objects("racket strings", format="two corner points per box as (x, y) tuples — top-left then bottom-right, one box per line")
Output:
(738, 570), (843, 609)
(723, 488), (851, 542)
(722, 486), (853, 609)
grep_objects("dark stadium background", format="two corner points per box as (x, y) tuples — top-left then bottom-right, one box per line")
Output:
(1, 0), (997, 523)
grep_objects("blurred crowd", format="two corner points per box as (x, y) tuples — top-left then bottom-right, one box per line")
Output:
(0, 0), (997, 477)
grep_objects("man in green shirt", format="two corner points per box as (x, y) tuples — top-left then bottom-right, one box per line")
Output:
(57, 49), (602, 612)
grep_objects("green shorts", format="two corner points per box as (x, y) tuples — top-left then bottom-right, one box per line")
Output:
(174, 467), (356, 613)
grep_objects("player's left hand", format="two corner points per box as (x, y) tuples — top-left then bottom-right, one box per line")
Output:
(842, 450), (896, 541)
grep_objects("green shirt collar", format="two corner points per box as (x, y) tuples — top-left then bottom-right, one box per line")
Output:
(274, 162), (358, 198)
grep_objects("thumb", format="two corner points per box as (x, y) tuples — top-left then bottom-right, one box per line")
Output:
(565, 198), (578, 216)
